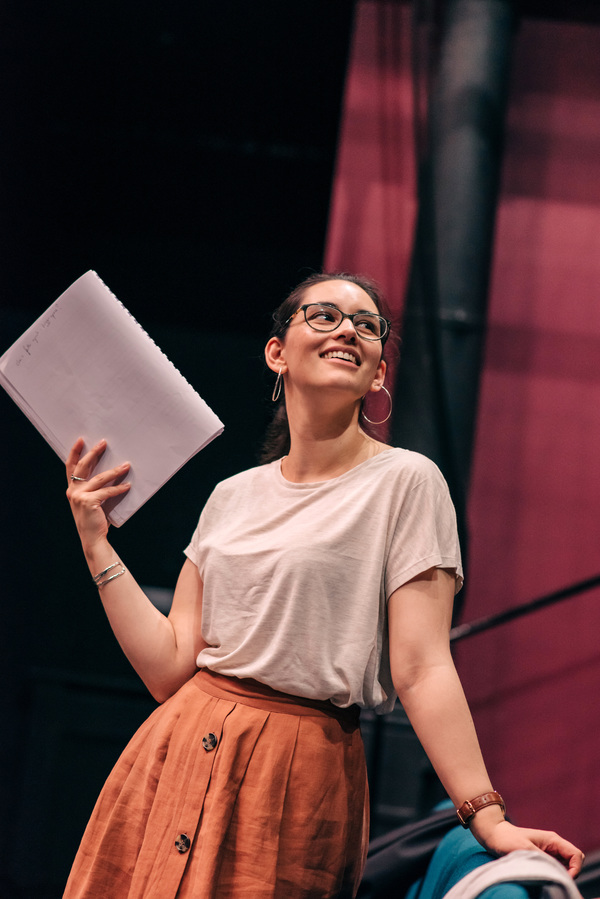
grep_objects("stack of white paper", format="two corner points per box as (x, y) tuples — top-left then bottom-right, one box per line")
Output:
(0, 271), (224, 525)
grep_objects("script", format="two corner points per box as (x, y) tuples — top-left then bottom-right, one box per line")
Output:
(0, 271), (224, 525)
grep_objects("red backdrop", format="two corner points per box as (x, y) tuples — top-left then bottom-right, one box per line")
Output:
(327, 4), (600, 852)
(325, 0), (417, 404)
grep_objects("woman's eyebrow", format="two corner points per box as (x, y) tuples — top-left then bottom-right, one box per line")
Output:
(317, 302), (376, 314)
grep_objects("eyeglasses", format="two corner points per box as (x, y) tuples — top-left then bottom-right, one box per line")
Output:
(286, 303), (390, 342)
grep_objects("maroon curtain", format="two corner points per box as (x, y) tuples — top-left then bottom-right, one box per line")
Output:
(325, 0), (417, 424)
(458, 17), (600, 851)
(327, 4), (600, 851)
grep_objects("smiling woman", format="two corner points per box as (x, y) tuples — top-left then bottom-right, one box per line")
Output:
(61, 271), (583, 899)
(261, 271), (393, 464)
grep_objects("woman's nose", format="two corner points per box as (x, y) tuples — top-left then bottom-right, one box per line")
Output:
(336, 315), (358, 340)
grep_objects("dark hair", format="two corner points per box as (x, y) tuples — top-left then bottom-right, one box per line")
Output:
(260, 272), (396, 464)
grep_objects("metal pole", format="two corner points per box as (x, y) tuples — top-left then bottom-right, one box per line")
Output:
(390, 0), (518, 551)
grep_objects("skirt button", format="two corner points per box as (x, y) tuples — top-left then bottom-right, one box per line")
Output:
(202, 732), (218, 751)
(175, 834), (191, 853)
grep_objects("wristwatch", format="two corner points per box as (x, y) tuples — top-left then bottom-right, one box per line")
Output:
(456, 791), (506, 828)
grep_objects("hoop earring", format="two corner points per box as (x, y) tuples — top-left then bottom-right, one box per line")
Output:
(361, 385), (392, 425)
(272, 367), (283, 402)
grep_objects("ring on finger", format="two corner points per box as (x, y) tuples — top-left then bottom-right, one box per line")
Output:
(70, 475), (88, 482)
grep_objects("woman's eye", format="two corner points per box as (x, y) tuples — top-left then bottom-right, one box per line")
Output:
(356, 317), (377, 333)
(309, 309), (336, 322)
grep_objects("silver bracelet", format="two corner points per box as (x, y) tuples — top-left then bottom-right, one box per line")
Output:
(96, 565), (127, 588)
(92, 561), (122, 583)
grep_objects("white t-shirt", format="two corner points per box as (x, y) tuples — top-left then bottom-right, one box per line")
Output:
(184, 447), (463, 713)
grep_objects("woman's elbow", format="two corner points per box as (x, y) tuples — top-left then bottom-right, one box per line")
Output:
(148, 684), (174, 704)
(391, 652), (455, 701)
(143, 670), (195, 704)
(391, 662), (426, 699)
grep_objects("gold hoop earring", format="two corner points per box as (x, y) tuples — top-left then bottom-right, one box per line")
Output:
(272, 367), (284, 402)
(361, 385), (392, 425)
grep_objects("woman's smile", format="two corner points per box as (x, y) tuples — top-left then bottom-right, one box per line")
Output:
(320, 348), (361, 366)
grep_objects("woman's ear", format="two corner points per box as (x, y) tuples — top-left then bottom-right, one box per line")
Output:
(264, 337), (286, 375)
(368, 358), (387, 393)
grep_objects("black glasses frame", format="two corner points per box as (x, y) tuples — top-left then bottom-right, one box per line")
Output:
(285, 303), (390, 342)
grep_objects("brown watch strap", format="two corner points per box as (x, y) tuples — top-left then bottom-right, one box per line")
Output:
(456, 791), (506, 828)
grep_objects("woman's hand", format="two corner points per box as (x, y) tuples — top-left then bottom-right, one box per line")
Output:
(65, 438), (131, 552)
(471, 817), (584, 878)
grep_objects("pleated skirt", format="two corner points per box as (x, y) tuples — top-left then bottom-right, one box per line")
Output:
(63, 668), (370, 899)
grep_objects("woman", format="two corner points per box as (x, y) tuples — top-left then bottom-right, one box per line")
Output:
(63, 273), (583, 899)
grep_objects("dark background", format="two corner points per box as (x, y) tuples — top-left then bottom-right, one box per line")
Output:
(0, 4), (355, 895)
(0, 0), (355, 334)
(2, 2), (599, 895)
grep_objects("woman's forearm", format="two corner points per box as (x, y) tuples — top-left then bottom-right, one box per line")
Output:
(388, 571), (583, 872)
(395, 662), (506, 837)
(83, 539), (198, 702)
(65, 439), (201, 701)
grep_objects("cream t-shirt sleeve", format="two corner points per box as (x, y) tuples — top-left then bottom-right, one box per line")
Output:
(184, 482), (222, 572)
(184, 513), (203, 569)
(384, 455), (463, 599)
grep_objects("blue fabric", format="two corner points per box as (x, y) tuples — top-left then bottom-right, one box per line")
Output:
(405, 823), (532, 899)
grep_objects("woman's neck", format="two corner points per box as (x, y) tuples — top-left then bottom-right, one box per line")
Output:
(281, 398), (389, 483)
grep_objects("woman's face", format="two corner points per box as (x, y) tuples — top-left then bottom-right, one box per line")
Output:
(265, 279), (387, 401)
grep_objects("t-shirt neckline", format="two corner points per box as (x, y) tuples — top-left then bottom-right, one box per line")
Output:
(274, 446), (398, 488)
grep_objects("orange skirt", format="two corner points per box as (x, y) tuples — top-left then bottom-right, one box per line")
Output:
(63, 669), (369, 899)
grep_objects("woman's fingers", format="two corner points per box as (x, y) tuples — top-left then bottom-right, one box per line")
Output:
(66, 439), (132, 486)
(86, 461), (131, 489)
(65, 437), (86, 483)
(66, 438), (131, 499)
(65, 439), (131, 548)
(512, 827), (584, 878)
(537, 833), (585, 877)
(79, 438), (107, 475)
(477, 822), (584, 879)
(70, 477), (131, 507)
(66, 437), (108, 482)
(67, 461), (131, 499)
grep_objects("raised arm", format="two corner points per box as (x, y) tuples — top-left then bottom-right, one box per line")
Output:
(66, 437), (207, 702)
(388, 567), (584, 877)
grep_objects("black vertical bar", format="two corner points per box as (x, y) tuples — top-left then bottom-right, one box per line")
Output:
(390, 0), (518, 566)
